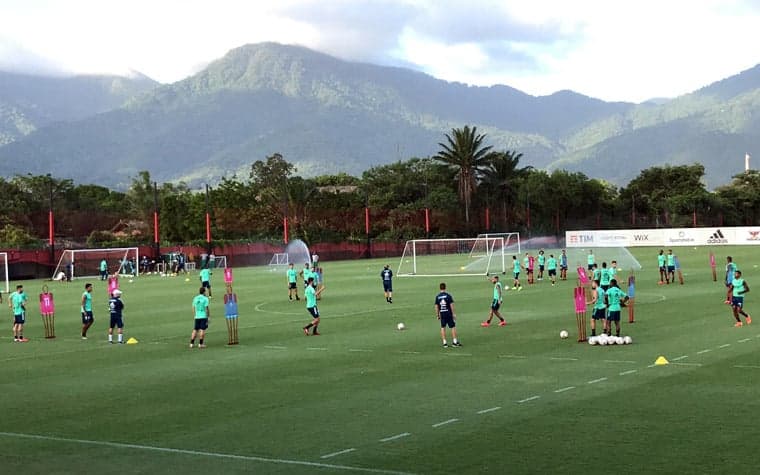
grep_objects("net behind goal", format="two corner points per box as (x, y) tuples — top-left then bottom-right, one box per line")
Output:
(52, 248), (140, 280)
(397, 238), (507, 277)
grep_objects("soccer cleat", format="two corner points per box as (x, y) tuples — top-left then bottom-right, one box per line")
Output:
(189, 343), (194, 348)
(724, 300), (731, 305)
(109, 340), (114, 344)
(498, 321), (507, 327)
(199, 344), (206, 349)
(452, 342), (462, 347)
(480, 321), (490, 327)
(312, 332), (321, 336)
(81, 336), (88, 340)
(442, 343), (448, 347)
(734, 322), (743, 327)
(746, 315), (752, 325)
(303, 328), (309, 336)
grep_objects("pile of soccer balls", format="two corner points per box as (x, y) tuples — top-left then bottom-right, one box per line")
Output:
(588, 334), (633, 346)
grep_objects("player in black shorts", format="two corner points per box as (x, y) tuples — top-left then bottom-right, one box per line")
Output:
(435, 282), (461, 348)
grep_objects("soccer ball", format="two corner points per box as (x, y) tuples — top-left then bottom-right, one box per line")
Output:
(185, 278), (190, 282)
(128, 279), (133, 283)
(616, 336), (624, 345)
(589, 336), (598, 345)
(397, 323), (405, 331)
(597, 336), (607, 346)
(623, 336), (633, 345)
(559, 330), (569, 339)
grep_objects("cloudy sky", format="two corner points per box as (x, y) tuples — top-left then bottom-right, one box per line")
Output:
(1, 0), (759, 103)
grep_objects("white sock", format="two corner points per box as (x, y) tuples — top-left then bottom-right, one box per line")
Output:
(453, 338), (459, 344)
(118, 334), (123, 343)
(442, 339), (447, 345)
(108, 334), (112, 342)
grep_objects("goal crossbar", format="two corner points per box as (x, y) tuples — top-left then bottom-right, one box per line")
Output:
(397, 237), (507, 277)
(52, 248), (140, 280)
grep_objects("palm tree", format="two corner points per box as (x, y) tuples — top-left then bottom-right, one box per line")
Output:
(435, 125), (497, 224)
(481, 150), (531, 229)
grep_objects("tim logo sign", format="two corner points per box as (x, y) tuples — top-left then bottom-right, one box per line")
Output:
(707, 229), (729, 244)
(569, 234), (593, 244)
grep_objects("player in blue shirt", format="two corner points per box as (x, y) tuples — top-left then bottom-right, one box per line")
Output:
(381, 265), (393, 303)
(108, 289), (125, 344)
(435, 282), (461, 348)
(560, 249), (568, 281)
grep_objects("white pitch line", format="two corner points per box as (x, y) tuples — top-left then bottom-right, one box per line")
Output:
(399, 351), (420, 355)
(738, 338), (751, 343)
(603, 360), (637, 364)
(431, 418), (459, 428)
(446, 353), (472, 357)
(671, 355), (689, 361)
(476, 407), (501, 414)
(307, 347), (327, 351)
(553, 386), (575, 393)
(619, 369), (637, 376)
(672, 362), (702, 367)
(0, 432), (410, 475)
(349, 349), (373, 353)
(264, 345), (287, 350)
(696, 349), (712, 354)
(379, 433), (411, 443)
(718, 344), (731, 349)
(587, 377), (608, 385)
(550, 357), (579, 361)
(498, 354), (527, 359)
(733, 365), (760, 369)
(321, 448), (356, 459)
(517, 396), (540, 403)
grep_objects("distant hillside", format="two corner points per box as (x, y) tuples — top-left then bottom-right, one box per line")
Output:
(0, 42), (758, 188)
(0, 71), (158, 144)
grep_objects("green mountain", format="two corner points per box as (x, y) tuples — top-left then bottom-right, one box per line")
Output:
(0, 42), (758, 188)
(0, 70), (158, 145)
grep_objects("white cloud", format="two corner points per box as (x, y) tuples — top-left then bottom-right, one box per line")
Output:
(0, 0), (759, 102)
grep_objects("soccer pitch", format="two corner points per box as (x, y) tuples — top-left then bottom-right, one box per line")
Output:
(1, 246), (759, 474)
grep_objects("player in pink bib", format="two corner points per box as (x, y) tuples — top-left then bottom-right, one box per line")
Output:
(39, 284), (56, 339)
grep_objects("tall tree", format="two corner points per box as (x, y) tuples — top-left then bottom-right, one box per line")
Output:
(480, 150), (530, 229)
(435, 125), (498, 224)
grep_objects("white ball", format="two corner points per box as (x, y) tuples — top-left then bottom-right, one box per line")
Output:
(597, 337), (607, 346)
(623, 336), (633, 345)
(616, 336), (624, 345)
(128, 279), (133, 283)
(589, 336), (598, 345)
(559, 330), (569, 339)
(397, 322), (405, 331)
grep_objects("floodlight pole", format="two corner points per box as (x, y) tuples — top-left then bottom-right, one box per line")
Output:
(365, 191), (371, 258)
(205, 184), (212, 257)
(48, 174), (54, 267)
(153, 182), (160, 260)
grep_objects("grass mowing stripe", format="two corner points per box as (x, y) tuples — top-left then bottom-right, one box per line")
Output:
(619, 369), (638, 376)
(379, 433), (411, 443)
(671, 355), (689, 361)
(587, 377), (608, 385)
(553, 386), (575, 393)
(517, 396), (540, 403)
(671, 362), (702, 366)
(696, 349), (712, 354)
(498, 354), (527, 359)
(738, 338), (751, 343)
(718, 344), (731, 349)
(603, 360), (637, 364)
(264, 345), (287, 350)
(321, 448), (357, 459)
(476, 407), (501, 414)
(549, 357), (578, 361)
(733, 365), (760, 369)
(431, 419), (458, 428)
(0, 432), (409, 475)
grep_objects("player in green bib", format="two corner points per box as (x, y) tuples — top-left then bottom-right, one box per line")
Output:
(592, 264), (601, 283)
(546, 254), (558, 286)
(604, 279), (629, 337)
(537, 250), (546, 281)
(587, 251), (595, 271)
(481, 275), (506, 327)
(511, 256), (522, 291)
(300, 263), (314, 290)
(666, 250), (676, 285)
(199, 267), (212, 297)
(303, 277), (324, 335)
(190, 287), (210, 348)
(657, 250), (667, 284)
(599, 262), (612, 290)
(10, 284), (28, 342)
(287, 263), (300, 301)
(729, 270), (751, 327)
(81, 283), (94, 339)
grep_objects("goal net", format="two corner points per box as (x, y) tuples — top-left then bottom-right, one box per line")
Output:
(0, 252), (8, 294)
(470, 232), (521, 258)
(52, 248), (140, 280)
(269, 253), (289, 269)
(565, 247), (642, 272)
(397, 238), (507, 277)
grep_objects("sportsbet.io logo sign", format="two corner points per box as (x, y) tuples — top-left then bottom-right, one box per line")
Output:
(707, 229), (728, 244)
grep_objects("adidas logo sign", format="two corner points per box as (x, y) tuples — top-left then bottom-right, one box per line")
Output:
(707, 229), (728, 244)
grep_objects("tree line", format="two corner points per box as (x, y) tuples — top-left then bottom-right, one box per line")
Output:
(1, 125), (758, 249)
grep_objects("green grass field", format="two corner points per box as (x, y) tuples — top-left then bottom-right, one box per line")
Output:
(1, 246), (759, 474)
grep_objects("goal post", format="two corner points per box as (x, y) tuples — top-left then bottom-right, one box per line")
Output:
(268, 253), (289, 268)
(52, 247), (140, 280)
(397, 237), (507, 277)
(470, 232), (521, 257)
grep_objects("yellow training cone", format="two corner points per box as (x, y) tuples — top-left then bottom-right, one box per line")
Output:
(654, 356), (669, 365)
(126, 337), (139, 345)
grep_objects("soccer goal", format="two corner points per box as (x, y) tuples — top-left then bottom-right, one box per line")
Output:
(52, 248), (140, 280)
(0, 252), (9, 294)
(397, 237), (507, 277)
(268, 253), (289, 269)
